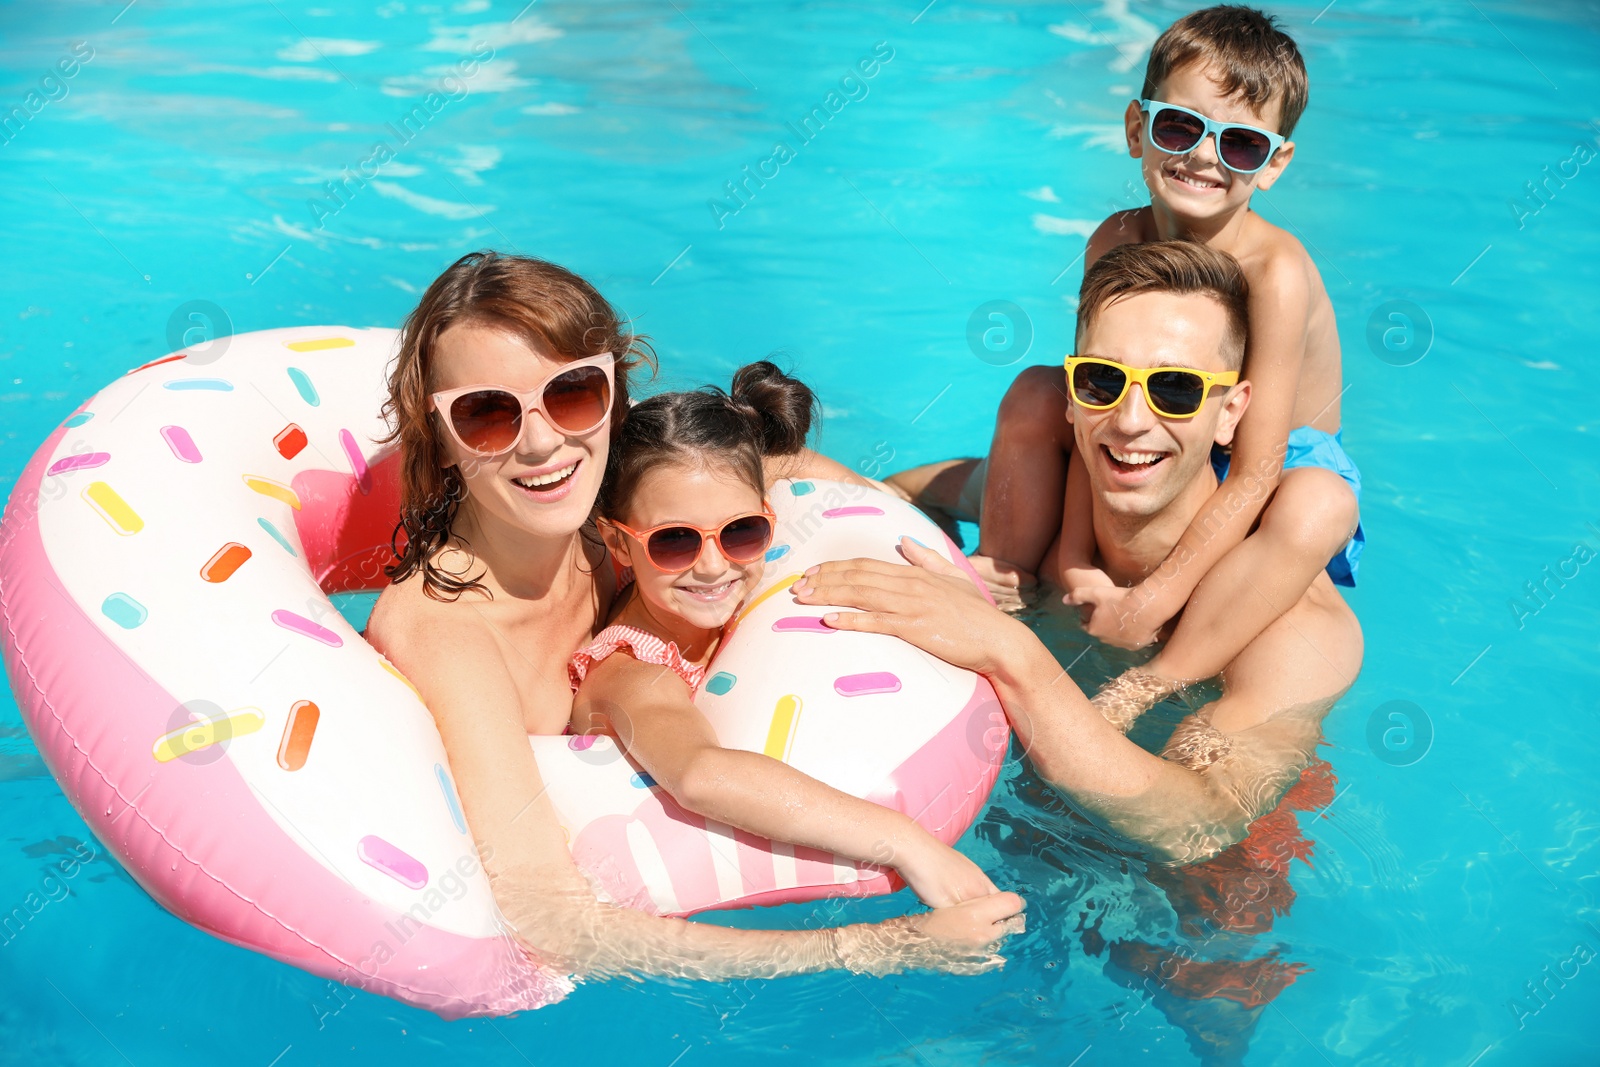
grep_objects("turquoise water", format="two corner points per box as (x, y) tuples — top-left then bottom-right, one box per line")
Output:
(3, 1), (1598, 1063)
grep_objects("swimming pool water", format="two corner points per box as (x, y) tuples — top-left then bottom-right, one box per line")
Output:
(3, 1), (1598, 1063)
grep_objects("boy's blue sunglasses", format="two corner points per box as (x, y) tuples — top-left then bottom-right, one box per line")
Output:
(1139, 99), (1286, 176)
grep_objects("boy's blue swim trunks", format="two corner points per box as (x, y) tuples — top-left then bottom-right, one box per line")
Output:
(1210, 426), (1364, 587)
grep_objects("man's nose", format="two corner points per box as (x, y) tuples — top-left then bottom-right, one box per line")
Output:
(1189, 132), (1221, 166)
(1112, 384), (1157, 433)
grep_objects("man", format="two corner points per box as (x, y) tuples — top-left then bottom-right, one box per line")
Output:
(793, 241), (1363, 863)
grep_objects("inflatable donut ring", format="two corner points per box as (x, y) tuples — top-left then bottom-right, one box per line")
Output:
(0, 326), (1008, 1018)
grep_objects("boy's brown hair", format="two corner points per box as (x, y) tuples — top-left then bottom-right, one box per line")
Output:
(1077, 241), (1250, 369)
(1142, 5), (1309, 137)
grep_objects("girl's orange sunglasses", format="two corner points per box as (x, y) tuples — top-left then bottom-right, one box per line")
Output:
(604, 507), (776, 573)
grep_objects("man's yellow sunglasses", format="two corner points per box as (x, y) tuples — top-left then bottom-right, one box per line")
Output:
(1063, 355), (1239, 420)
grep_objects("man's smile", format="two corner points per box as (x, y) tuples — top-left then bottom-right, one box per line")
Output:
(1100, 442), (1172, 485)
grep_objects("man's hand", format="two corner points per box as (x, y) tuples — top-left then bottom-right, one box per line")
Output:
(790, 538), (1024, 678)
(1067, 584), (1162, 650)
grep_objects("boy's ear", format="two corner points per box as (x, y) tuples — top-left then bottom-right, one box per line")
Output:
(1252, 140), (1295, 192)
(1123, 99), (1145, 159)
(1213, 380), (1252, 447)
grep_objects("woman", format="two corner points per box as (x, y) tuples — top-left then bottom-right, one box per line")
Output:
(365, 251), (1023, 981)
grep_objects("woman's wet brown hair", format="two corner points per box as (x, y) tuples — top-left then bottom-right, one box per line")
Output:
(380, 251), (655, 601)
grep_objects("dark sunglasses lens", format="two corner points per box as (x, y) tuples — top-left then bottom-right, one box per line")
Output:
(543, 365), (611, 434)
(1073, 362), (1127, 407)
(1150, 107), (1205, 152)
(1148, 370), (1208, 415)
(1219, 127), (1273, 172)
(449, 390), (522, 454)
(647, 526), (704, 570)
(719, 515), (774, 562)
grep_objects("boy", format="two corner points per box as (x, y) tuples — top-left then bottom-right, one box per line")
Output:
(891, 5), (1362, 687)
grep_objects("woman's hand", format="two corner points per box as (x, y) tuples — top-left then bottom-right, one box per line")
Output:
(791, 538), (1024, 678)
(839, 891), (1025, 976)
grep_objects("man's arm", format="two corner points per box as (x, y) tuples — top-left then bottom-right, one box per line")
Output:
(794, 541), (1361, 863)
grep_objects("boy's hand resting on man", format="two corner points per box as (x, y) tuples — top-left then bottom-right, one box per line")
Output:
(1066, 584), (1163, 650)
(966, 553), (1037, 613)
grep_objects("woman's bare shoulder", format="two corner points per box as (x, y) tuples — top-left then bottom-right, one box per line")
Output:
(368, 578), (505, 701)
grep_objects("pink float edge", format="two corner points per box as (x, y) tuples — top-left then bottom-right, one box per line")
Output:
(0, 416), (564, 1018)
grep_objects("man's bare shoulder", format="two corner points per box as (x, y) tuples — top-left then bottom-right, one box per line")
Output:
(1213, 573), (1362, 736)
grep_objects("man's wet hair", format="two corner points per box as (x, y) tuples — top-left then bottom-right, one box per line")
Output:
(1076, 241), (1250, 370)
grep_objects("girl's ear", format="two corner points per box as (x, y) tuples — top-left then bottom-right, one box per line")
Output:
(598, 519), (631, 566)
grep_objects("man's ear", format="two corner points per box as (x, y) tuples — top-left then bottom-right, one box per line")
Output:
(598, 519), (631, 566)
(1252, 139), (1294, 192)
(1213, 380), (1252, 447)
(1123, 98), (1145, 159)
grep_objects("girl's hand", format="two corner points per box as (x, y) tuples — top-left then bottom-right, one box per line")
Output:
(839, 891), (1026, 976)
(896, 837), (1000, 909)
(791, 538), (1022, 678)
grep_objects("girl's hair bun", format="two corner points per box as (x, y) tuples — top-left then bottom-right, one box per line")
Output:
(729, 360), (816, 457)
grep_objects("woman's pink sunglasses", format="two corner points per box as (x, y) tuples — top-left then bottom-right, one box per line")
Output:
(430, 353), (615, 456)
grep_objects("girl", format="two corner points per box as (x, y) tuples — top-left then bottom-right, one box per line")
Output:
(570, 361), (999, 909)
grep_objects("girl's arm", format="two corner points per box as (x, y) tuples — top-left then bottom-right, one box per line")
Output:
(370, 604), (1023, 980)
(575, 656), (1000, 909)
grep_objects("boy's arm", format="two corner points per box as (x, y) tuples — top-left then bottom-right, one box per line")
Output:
(1079, 254), (1310, 649)
(576, 657), (998, 908)
(1056, 448), (1112, 592)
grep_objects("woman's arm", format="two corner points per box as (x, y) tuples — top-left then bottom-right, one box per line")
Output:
(574, 657), (999, 908)
(370, 600), (1023, 979)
